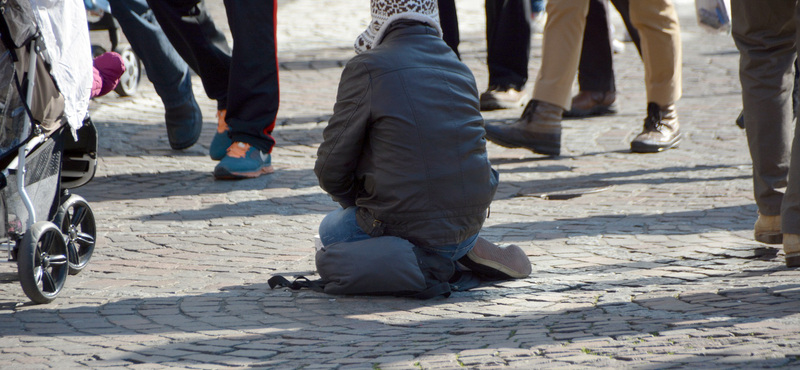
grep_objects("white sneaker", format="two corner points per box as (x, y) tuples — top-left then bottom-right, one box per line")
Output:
(612, 39), (625, 54)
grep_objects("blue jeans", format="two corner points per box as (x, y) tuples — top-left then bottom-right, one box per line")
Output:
(107, 0), (195, 109)
(531, 0), (545, 13)
(319, 207), (479, 262)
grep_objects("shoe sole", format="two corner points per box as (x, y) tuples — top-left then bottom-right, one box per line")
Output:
(459, 239), (531, 279)
(563, 104), (617, 118)
(214, 165), (274, 180)
(755, 232), (783, 245)
(630, 135), (681, 153)
(485, 130), (560, 156)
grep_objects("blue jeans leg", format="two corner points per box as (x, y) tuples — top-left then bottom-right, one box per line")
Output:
(318, 207), (371, 247)
(108, 0), (194, 109)
(531, 0), (545, 13)
(421, 232), (479, 262)
(318, 207), (479, 263)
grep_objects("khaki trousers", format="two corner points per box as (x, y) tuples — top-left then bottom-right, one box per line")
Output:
(532, 0), (682, 110)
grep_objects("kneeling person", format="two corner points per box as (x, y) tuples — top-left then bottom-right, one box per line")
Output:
(314, 0), (531, 281)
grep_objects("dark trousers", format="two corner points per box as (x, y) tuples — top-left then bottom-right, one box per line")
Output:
(146, 0), (279, 153)
(577, 0), (641, 92)
(438, 0), (460, 58)
(486, 0), (531, 90)
(732, 0), (800, 233)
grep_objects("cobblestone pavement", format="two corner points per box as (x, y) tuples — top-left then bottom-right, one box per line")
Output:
(3, 1), (799, 369)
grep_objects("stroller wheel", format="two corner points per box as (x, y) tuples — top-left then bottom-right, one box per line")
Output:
(91, 45), (106, 58)
(18, 222), (69, 304)
(113, 44), (141, 97)
(55, 195), (96, 275)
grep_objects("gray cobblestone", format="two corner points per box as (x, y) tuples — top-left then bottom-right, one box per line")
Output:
(0, 0), (797, 369)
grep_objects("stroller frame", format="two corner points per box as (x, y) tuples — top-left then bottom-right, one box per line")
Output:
(1, 0), (99, 304)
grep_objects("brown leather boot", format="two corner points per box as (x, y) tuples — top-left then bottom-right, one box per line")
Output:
(754, 213), (782, 244)
(563, 91), (617, 118)
(480, 86), (530, 111)
(631, 103), (682, 153)
(784, 234), (800, 267)
(484, 100), (563, 156)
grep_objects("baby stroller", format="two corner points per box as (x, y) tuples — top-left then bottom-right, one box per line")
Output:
(0, 0), (98, 304)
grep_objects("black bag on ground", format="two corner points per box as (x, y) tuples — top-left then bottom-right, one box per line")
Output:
(268, 236), (455, 299)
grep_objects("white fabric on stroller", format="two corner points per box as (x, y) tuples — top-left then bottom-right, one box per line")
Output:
(28, 0), (92, 133)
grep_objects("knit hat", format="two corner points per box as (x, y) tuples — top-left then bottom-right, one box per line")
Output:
(354, 0), (442, 54)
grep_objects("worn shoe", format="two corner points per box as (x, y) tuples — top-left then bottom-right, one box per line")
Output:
(563, 91), (617, 118)
(480, 86), (530, 111)
(630, 102), (681, 153)
(458, 237), (531, 279)
(209, 110), (233, 160)
(484, 99), (563, 155)
(213, 142), (274, 180)
(784, 234), (800, 268)
(754, 214), (782, 244)
(164, 96), (202, 150)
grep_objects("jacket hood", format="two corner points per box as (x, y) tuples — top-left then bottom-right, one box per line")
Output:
(354, 0), (442, 54)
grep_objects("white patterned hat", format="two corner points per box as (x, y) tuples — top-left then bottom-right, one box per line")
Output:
(355, 0), (442, 54)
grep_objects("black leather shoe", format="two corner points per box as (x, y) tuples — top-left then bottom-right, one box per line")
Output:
(165, 96), (203, 150)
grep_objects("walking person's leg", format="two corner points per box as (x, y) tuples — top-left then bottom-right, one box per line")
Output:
(145, 0), (236, 160)
(731, 0), (797, 265)
(483, 0), (590, 156)
(609, 0), (641, 54)
(531, 0), (591, 111)
(438, 0), (460, 58)
(480, 0), (532, 111)
(566, 0), (617, 118)
(108, 0), (202, 150)
(212, 0), (279, 179)
(628, 0), (682, 153)
(145, 0), (231, 106)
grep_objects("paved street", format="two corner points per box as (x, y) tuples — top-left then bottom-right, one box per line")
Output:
(3, 1), (799, 369)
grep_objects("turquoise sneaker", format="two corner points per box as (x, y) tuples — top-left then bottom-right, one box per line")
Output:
(209, 110), (232, 160)
(213, 142), (274, 179)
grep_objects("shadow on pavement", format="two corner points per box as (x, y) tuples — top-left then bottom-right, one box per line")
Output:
(143, 193), (337, 220)
(79, 168), (319, 201)
(486, 204), (756, 239)
(492, 163), (749, 201)
(1, 277), (799, 368)
(93, 118), (328, 158)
